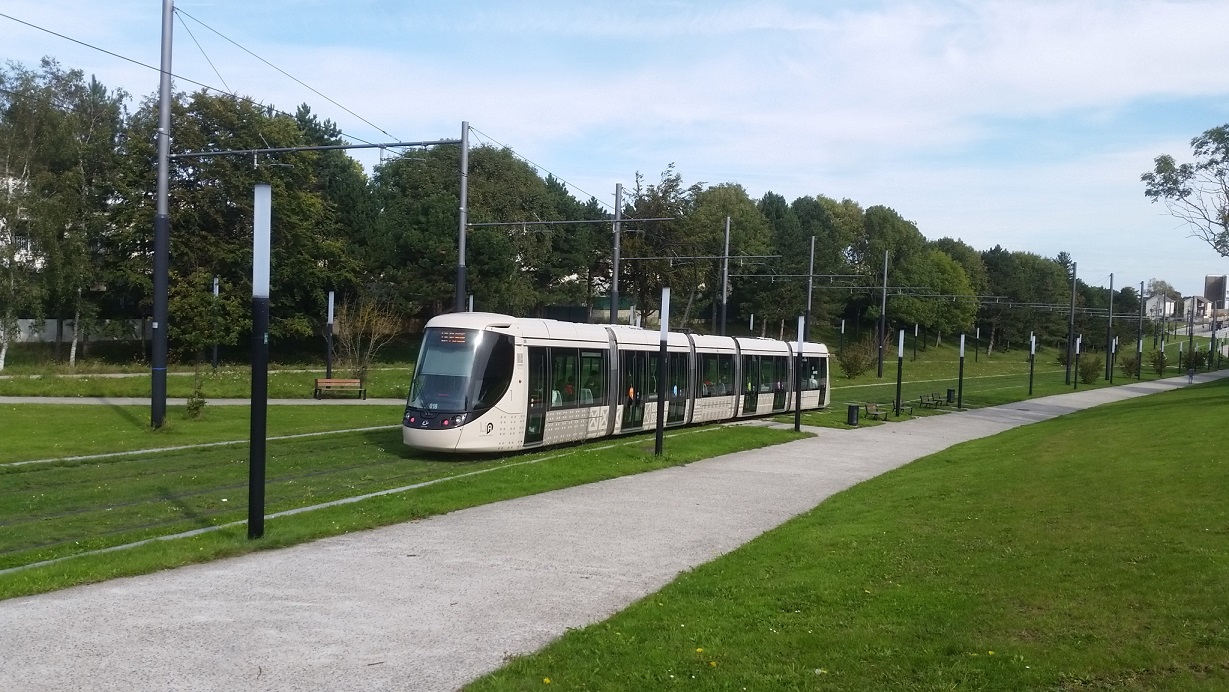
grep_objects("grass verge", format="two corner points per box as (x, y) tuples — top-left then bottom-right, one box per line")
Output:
(471, 379), (1229, 691)
(0, 403), (403, 463)
(0, 424), (809, 600)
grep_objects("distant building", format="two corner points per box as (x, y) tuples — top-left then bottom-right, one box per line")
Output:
(1184, 296), (1211, 320)
(1145, 295), (1176, 318)
(1205, 275), (1228, 310)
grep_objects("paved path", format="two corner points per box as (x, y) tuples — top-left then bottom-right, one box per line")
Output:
(1, 373), (1224, 691)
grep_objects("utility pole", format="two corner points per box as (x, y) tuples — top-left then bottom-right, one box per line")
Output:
(805, 235), (814, 342)
(655, 287), (670, 456)
(248, 183), (271, 540)
(1065, 262), (1077, 385)
(211, 276), (219, 370)
(610, 183), (623, 325)
(454, 121), (469, 313)
(720, 215), (731, 335)
(151, 0), (174, 429)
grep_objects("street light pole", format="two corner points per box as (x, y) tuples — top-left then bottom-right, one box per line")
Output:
(878, 250), (888, 378)
(1105, 273), (1114, 380)
(720, 215), (731, 335)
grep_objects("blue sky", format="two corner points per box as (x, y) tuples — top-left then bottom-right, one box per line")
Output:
(5, 0), (1229, 297)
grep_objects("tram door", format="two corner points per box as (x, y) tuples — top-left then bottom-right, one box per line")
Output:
(741, 355), (759, 414)
(621, 350), (647, 430)
(524, 347), (548, 444)
(770, 357), (788, 412)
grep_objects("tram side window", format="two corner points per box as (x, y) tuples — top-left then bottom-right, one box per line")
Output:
(700, 354), (718, 397)
(743, 355), (759, 394)
(579, 350), (605, 405)
(550, 348), (579, 409)
(667, 352), (688, 399)
(646, 353), (660, 401)
(775, 357), (790, 391)
(528, 347), (548, 406)
(759, 357), (776, 392)
(802, 357), (820, 390)
(718, 355), (734, 395)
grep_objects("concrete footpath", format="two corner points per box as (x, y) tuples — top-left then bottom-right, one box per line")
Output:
(1, 373), (1223, 691)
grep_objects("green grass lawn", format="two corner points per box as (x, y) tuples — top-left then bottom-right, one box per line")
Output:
(0, 404), (403, 463)
(0, 424), (809, 600)
(471, 379), (1229, 691)
(0, 365), (413, 399)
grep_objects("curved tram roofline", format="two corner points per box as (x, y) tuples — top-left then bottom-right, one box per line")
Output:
(403, 312), (831, 453)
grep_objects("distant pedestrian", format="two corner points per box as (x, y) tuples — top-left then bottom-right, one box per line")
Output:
(1187, 367), (1196, 384)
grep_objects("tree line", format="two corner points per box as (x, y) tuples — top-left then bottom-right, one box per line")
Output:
(0, 58), (1168, 368)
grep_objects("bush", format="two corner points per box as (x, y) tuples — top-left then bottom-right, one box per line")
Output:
(1150, 350), (1168, 375)
(1118, 352), (1140, 378)
(835, 336), (877, 379)
(1078, 355), (1103, 384)
(1181, 349), (1205, 371)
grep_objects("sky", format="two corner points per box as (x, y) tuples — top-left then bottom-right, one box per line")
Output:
(4, 0), (1229, 298)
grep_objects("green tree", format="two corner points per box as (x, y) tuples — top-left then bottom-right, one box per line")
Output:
(1142, 124), (1229, 256)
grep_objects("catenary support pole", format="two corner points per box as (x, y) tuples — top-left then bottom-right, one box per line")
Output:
(895, 329), (904, 416)
(794, 315), (804, 432)
(1137, 281), (1144, 380)
(248, 184), (271, 540)
(878, 250), (888, 378)
(326, 290), (334, 379)
(1074, 336), (1081, 388)
(655, 287), (670, 456)
(839, 319), (845, 351)
(610, 183), (623, 325)
(1105, 273), (1114, 380)
(1066, 262), (1077, 384)
(151, 0), (175, 429)
(1029, 334), (1036, 395)
(454, 121), (469, 313)
(913, 323), (918, 361)
(720, 215), (731, 335)
(957, 334), (965, 409)
(805, 236), (814, 342)
(974, 325), (979, 362)
(211, 276), (219, 370)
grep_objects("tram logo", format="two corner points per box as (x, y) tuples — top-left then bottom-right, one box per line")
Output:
(486, 422), (494, 434)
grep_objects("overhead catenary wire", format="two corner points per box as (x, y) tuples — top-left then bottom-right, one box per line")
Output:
(0, 10), (387, 149)
(173, 7), (398, 141)
(174, 11), (231, 95)
(468, 126), (615, 213)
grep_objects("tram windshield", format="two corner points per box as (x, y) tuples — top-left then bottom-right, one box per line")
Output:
(408, 327), (514, 414)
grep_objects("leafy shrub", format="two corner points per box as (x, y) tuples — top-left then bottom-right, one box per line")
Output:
(1181, 349), (1205, 371)
(1150, 350), (1168, 375)
(835, 336), (877, 379)
(184, 370), (206, 419)
(1078, 355), (1103, 384)
(1119, 352), (1140, 378)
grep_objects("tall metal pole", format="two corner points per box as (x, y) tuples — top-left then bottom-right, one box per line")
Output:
(974, 326), (979, 362)
(957, 334), (965, 409)
(839, 319), (845, 351)
(655, 287), (670, 456)
(1065, 262), (1077, 384)
(913, 323), (918, 361)
(1138, 281), (1144, 381)
(326, 290), (334, 379)
(1028, 334), (1036, 395)
(805, 235), (814, 341)
(1074, 336), (1081, 389)
(454, 121), (469, 313)
(1105, 273), (1114, 380)
(1188, 299), (1195, 358)
(720, 215), (731, 335)
(878, 250), (888, 378)
(894, 329), (904, 416)
(211, 276), (219, 370)
(151, 0), (175, 429)
(248, 184), (271, 540)
(794, 315), (804, 432)
(610, 183), (623, 325)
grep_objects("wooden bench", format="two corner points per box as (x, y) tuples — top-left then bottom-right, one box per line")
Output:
(314, 378), (367, 400)
(864, 403), (888, 421)
(919, 393), (941, 409)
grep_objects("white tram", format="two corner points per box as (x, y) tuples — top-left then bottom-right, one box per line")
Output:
(402, 312), (830, 453)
